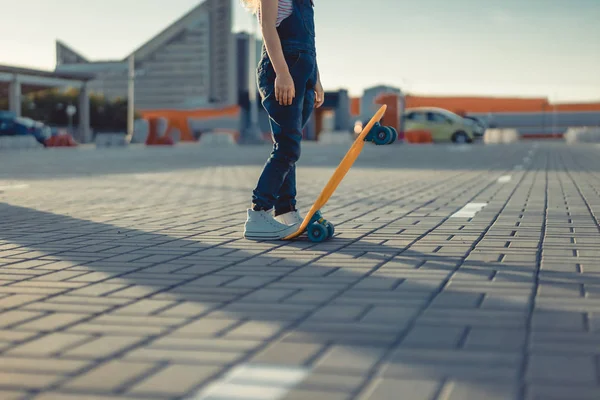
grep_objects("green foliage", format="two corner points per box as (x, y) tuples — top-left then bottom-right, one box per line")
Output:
(19, 88), (139, 132)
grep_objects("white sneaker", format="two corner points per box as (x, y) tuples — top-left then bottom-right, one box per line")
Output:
(275, 210), (304, 226)
(243, 209), (300, 240)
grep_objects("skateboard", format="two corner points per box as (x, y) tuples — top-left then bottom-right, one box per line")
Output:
(283, 104), (397, 242)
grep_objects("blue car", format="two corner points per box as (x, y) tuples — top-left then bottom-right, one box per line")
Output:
(0, 112), (51, 145)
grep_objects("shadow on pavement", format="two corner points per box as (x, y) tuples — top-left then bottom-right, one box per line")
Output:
(0, 201), (582, 400)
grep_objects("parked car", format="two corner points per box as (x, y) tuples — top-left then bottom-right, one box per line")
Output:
(403, 107), (476, 143)
(462, 115), (487, 138)
(0, 114), (51, 145)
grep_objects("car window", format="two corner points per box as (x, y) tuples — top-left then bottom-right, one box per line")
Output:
(427, 112), (449, 123)
(408, 112), (427, 122)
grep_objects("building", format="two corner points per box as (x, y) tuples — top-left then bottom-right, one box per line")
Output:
(55, 0), (236, 110)
(235, 32), (262, 104)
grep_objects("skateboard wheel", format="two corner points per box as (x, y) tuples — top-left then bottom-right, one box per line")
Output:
(387, 127), (398, 144)
(307, 223), (328, 242)
(373, 126), (392, 145)
(325, 221), (335, 238)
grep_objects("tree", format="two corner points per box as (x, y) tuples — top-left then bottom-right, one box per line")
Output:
(20, 88), (139, 132)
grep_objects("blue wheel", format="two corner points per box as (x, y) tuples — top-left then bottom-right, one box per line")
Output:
(325, 221), (335, 238)
(307, 223), (328, 242)
(372, 126), (393, 145)
(387, 127), (398, 144)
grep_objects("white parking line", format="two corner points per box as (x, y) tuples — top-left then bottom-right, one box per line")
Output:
(450, 202), (488, 218)
(498, 175), (512, 183)
(191, 364), (310, 400)
(0, 183), (29, 191)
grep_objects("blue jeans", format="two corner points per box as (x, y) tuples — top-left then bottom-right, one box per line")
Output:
(252, 48), (317, 215)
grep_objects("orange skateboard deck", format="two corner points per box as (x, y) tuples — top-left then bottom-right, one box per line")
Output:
(283, 104), (390, 241)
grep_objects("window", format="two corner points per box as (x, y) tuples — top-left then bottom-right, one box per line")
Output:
(427, 112), (450, 124)
(407, 112), (426, 122)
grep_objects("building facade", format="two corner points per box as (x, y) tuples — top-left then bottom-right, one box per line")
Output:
(55, 0), (236, 110)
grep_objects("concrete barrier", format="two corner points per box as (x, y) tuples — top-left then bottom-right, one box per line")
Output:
(564, 127), (600, 143)
(318, 131), (353, 145)
(0, 135), (44, 150)
(131, 119), (149, 144)
(199, 132), (237, 146)
(95, 133), (128, 147)
(483, 129), (519, 144)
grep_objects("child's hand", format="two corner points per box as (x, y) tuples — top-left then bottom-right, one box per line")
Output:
(275, 71), (295, 106)
(315, 80), (324, 108)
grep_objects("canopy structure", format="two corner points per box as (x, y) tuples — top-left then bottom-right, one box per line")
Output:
(0, 64), (95, 142)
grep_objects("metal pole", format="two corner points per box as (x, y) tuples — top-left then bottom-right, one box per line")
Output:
(127, 54), (135, 141)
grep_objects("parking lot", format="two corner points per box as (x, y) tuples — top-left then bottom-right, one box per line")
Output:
(1, 141), (600, 400)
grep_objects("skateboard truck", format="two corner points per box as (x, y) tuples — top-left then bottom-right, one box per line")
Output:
(364, 122), (398, 145)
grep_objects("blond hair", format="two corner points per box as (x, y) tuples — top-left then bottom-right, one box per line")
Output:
(240, 0), (259, 14)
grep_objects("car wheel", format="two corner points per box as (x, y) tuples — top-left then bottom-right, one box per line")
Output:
(452, 131), (470, 144)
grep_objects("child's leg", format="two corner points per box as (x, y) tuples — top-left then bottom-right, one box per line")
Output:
(252, 53), (312, 213)
(273, 71), (317, 217)
(274, 164), (296, 216)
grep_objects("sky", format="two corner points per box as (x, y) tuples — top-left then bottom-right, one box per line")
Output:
(1, 0), (599, 102)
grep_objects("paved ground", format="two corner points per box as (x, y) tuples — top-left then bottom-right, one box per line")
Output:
(1, 141), (600, 400)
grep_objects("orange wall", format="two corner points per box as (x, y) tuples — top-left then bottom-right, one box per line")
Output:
(402, 95), (600, 113)
(553, 102), (600, 112)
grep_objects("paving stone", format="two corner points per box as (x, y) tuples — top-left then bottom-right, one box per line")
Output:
(401, 325), (466, 348)
(282, 389), (353, 400)
(526, 354), (597, 384)
(62, 335), (145, 358)
(526, 384), (600, 400)
(312, 345), (388, 374)
(14, 312), (90, 331)
(418, 308), (527, 328)
(250, 341), (324, 365)
(0, 390), (26, 400)
(67, 322), (169, 336)
(358, 378), (440, 400)
(308, 304), (369, 321)
(0, 310), (45, 328)
(126, 364), (219, 396)
(0, 329), (37, 343)
(0, 371), (62, 390)
(295, 372), (366, 393)
(62, 360), (156, 391)
(429, 292), (483, 308)
(0, 357), (89, 374)
(531, 310), (586, 331)
(380, 348), (520, 381)
(441, 380), (519, 400)
(6, 332), (92, 356)
(124, 347), (245, 365)
(464, 328), (526, 351)
(224, 320), (289, 340)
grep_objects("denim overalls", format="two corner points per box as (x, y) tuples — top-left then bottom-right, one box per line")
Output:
(252, 0), (317, 215)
